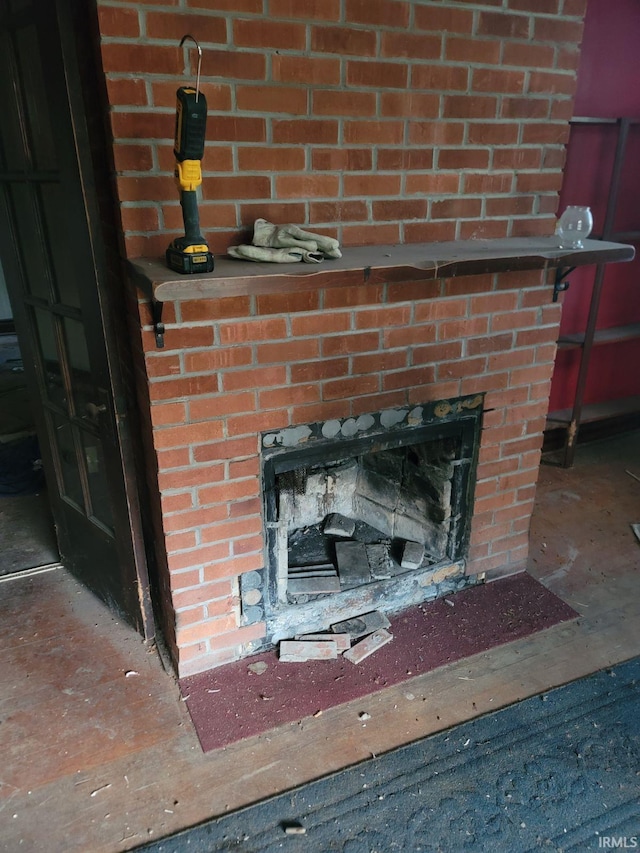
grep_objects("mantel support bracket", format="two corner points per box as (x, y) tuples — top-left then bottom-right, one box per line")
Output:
(553, 265), (576, 302)
(151, 299), (165, 348)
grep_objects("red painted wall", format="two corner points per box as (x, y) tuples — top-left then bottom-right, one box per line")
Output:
(549, 0), (640, 413)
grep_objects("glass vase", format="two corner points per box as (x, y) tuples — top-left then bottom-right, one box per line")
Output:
(556, 206), (593, 249)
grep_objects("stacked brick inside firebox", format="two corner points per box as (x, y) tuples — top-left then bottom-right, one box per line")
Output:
(99, 0), (585, 676)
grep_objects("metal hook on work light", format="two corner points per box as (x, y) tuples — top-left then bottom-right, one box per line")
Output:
(179, 34), (202, 101)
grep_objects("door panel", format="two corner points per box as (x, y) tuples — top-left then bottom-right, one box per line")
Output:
(0, 0), (153, 636)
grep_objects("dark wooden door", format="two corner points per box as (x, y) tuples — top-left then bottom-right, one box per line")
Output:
(0, 0), (153, 636)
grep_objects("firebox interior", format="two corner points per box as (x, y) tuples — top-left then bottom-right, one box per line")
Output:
(256, 397), (483, 638)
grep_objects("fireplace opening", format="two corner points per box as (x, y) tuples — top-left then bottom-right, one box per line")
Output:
(242, 395), (484, 647)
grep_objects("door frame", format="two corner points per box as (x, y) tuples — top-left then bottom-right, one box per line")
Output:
(0, 0), (155, 639)
(59, 0), (156, 639)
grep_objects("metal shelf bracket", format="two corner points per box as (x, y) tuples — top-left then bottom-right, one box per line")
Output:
(553, 265), (576, 302)
(151, 299), (165, 348)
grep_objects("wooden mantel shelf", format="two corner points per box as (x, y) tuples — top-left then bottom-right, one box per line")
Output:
(129, 237), (634, 304)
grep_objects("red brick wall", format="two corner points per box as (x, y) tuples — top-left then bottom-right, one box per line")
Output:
(96, 0), (585, 259)
(139, 269), (560, 676)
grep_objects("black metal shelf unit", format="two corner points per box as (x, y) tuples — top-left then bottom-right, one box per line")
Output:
(547, 116), (640, 467)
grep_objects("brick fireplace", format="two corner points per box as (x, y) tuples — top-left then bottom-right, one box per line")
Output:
(129, 251), (585, 677)
(97, 0), (625, 676)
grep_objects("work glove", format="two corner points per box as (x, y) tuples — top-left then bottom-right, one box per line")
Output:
(252, 218), (342, 259)
(227, 244), (324, 264)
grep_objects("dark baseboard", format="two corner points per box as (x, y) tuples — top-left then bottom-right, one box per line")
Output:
(543, 411), (640, 455)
